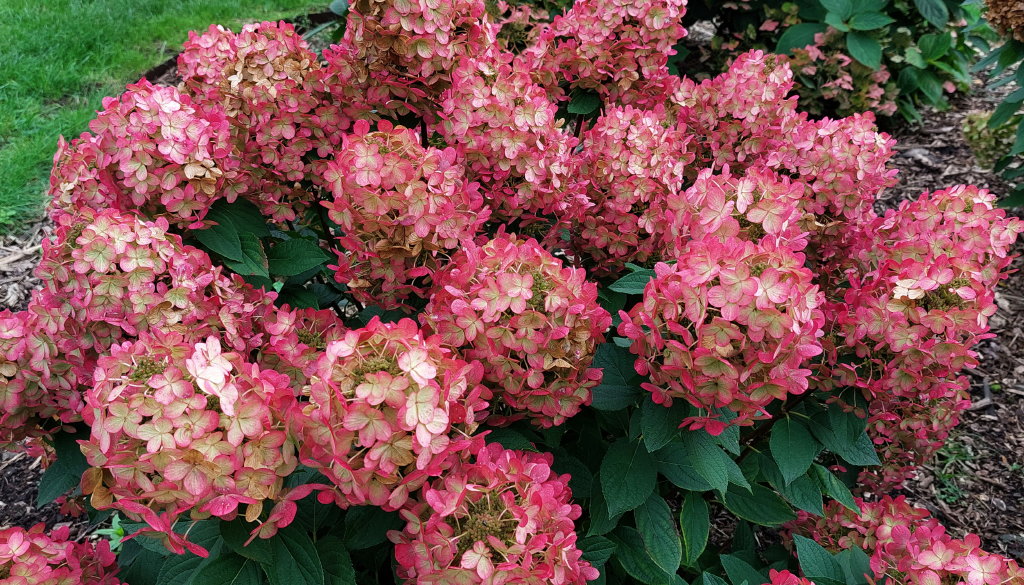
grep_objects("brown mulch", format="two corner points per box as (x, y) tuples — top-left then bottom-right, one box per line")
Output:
(1, 51), (1022, 559)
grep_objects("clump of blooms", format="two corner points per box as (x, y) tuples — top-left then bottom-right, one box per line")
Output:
(0, 524), (123, 585)
(290, 317), (490, 511)
(391, 441), (597, 585)
(570, 104), (693, 273)
(48, 80), (238, 228)
(664, 164), (809, 257)
(985, 0), (1024, 41)
(256, 306), (348, 386)
(323, 119), (490, 309)
(343, 0), (491, 112)
(523, 0), (688, 100)
(761, 570), (814, 585)
(791, 496), (1024, 585)
(0, 209), (279, 444)
(439, 38), (584, 223)
(786, 29), (898, 119)
(80, 331), (300, 550)
(826, 185), (1023, 489)
(619, 237), (824, 434)
(421, 234), (611, 427)
(178, 21), (328, 221)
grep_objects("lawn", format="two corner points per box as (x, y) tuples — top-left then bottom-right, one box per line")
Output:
(0, 0), (326, 234)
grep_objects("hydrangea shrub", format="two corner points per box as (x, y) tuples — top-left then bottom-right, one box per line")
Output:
(2, 3), (1022, 585)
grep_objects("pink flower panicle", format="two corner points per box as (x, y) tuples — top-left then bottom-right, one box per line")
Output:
(0, 524), (122, 585)
(619, 237), (824, 434)
(391, 441), (597, 585)
(290, 317), (491, 511)
(323, 119), (490, 310)
(48, 80), (238, 228)
(421, 234), (611, 427)
(80, 330), (300, 550)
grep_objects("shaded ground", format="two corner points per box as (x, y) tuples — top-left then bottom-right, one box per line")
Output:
(0, 52), (1022, 560)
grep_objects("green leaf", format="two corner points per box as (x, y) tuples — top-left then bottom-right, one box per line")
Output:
(318, 536), (356, 585)
(608, 269), (656, 295)
(819, 0), (853, 19)
(809, 406), (879, 467)
(551, 449), (593, 498)
(609, 527), (678, 585)
(779, 474), (824, 516)
(343, 507), (402, 550)
(38, 429), (90, 506)
(265, 524), (324, 585)
(824, 12), (850, 32)
(989, 100), (1022, 129)
(680, 493), (709, 567)
(580, 536), (617, 567)
(591, 343), (643, 411)
(225, 233), (269, 278)
(221, 518), (274, 563)
(769, 418), (822, 485)
(811, 465), (860, 514)
(776, 23), (828, 53)
(914, 0), (949, 28)
(484, 428), (538, 452)
(722, 484), (796, 526)
(653, 442), (714, 491)
(588, 478), (625, 536)
(919, 33), (952, 61)
(846, 32), (882, 69)
(207, 199), (270, 238)
(793, 535), (846, 585)
(635, 494), (681, 575)
(194, 223), (243, 262)
(601, 439), (657, 517)
(568, 89), (601, 115)
(695, 573), (731, 585)
(835, 547), (873, 585)
(193, 554), (262, 585)
(1012, 121), (1024, 155)
(680, 432), (748, 494)
(267, 238), (329, 277)
(849, 12), (895, 30)
(720, 555), (767, 585)
(641, 397), (685, 452)
(156, 541), (224, 585)
(122, 545), (170, 585)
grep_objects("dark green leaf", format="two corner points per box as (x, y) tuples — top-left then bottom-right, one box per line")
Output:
(343, 507), (402, 550)
(914, 0), (949, 28)
(568, 90), (601, 115)
(588, 478), (625, 536)
(680, 493), (709, 567)
(824, 12), (850, 32)
(722, 484), (796, 526)
(551, 449), (594, 498)
(38, 429), (90, 506)
(846, 32), (882, 69)
(811, 465), (860, 514)
(221, 518), (274, 563)
(591, 343), (643, 410)
(820, 0), (853, 19)
(609, 527), (678, 585)
(267, 238), (329, 277)
(207, 199), (270, 238)
(641, 397), (685, 452)
(581, 536), (617, 567)
(193, 554), (262, 585)
(776, 23), (828, 54)
(318, 536), (356, 585)
(835, 547), (873, 585)
(779, 475), (824, 516)
(653, 442), (714, 491)
(601, 439), (657, 517)
(849, 12), (895, 30)
(1012, 120), (1024, 155)
(720, 555), (767, 585)
(123, 546), (170, 585)
(194, 223), (243, 262)
(484, 428), (538, 452)
(608, 269), (656, 295)
(680, 432), (748, 493)
(276, 286), (319, 310)
(769, 418), (821, 485)
(989, 100), (1022, 129)
(635, 494), (681, 575)
(156, 541), (224, 585)
(695, 573), (730, 585)
(266, 524), (324, 585)
(225, 233), (269, 278)
(919, 33), (952, 61)
(794, 535), (846, 585)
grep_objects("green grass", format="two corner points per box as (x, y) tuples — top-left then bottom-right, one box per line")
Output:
(0, 0), (326, 233)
